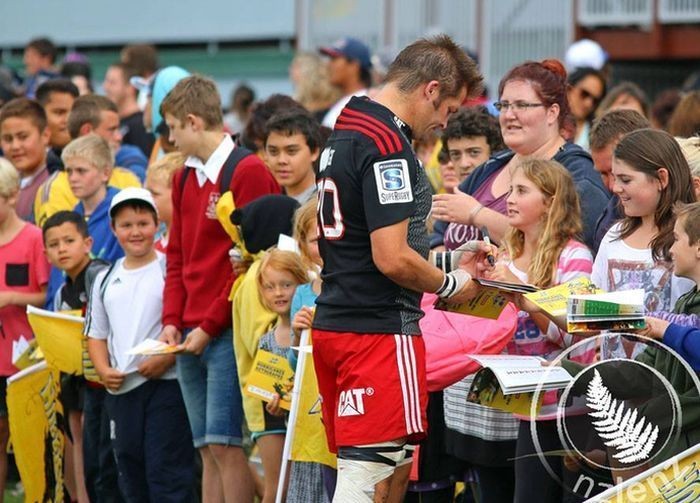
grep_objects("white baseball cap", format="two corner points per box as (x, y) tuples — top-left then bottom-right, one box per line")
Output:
(565, 39), (608, 72)
(109, 187), (158, 219)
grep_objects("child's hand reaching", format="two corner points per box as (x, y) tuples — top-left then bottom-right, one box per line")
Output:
(638, 317), (670, 340)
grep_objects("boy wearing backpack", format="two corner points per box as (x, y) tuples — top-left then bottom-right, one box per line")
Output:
(86, 187), (194, 500)
(158, 75), (279, 502)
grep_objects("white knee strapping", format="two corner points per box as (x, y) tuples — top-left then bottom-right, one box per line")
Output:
(334, 440), (407, 502)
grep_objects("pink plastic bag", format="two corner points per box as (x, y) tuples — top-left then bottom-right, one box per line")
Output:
(420, 293), (518, 391)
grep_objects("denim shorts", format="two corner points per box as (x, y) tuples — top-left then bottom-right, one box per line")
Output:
(176, 328), (243, 448)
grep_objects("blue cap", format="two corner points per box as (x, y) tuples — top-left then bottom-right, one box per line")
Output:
(320, 37), (372, 70)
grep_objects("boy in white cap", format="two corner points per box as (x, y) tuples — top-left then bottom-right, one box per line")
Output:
(85, 187), (194, 501)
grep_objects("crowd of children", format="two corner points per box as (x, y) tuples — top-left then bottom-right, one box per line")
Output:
(0, 34), (699, 503)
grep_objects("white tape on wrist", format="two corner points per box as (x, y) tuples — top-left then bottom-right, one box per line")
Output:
(435, 269), (471, 299)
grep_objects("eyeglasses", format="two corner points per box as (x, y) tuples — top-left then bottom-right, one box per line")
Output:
(494, 101), (545, 112)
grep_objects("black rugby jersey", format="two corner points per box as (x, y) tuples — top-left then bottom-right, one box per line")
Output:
(312, 96), (431, 335)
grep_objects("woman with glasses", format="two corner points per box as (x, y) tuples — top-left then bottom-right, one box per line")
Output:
(567, 67), (606, 150)
(431, 58), (609, 252)
(430, 59), (610, 503)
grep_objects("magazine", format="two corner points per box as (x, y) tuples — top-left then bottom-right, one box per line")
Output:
(566, 289), (646, 333)
(244, 349), (295, 411)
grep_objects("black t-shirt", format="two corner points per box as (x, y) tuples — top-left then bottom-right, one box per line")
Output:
(313, 97), (431, 336)
(120, 112), (155, 158)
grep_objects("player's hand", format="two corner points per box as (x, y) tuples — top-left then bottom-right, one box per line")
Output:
(292, 307), (314, 336)
(265, 394), (286, 417)
(159, 325), (182, 346)
(637, 317), (670, 340)
(99, 367), (126, 392)
(138, 354), (175, 379)
(431, 191), (480, 224)
(445, 277), (480, 304)
(182, 327), (211, 355)
(455, 241), (497, 277)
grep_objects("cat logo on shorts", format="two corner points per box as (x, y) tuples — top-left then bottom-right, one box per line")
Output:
(338, 388), (367, 417)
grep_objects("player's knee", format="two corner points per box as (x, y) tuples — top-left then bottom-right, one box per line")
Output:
(334, 440), (407, 501)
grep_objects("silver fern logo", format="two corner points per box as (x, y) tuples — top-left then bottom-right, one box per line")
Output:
(586, 369), (659, 464)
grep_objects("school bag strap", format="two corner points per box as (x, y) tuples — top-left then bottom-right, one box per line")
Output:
(179, 145), (254, 196)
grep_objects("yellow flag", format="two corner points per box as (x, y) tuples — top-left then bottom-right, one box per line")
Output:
(7, 362), (65, 503)
(591, 444), (700, 502)
(27, 306), (84, 375)
(291, 335), (336, 468)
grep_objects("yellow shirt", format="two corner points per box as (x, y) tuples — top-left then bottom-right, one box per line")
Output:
(34, 168), (141, 227)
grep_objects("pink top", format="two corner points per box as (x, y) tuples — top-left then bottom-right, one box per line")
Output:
(0, 224), (50, 375)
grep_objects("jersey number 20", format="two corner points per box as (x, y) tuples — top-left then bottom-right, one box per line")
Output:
(317, 178), (345, 240)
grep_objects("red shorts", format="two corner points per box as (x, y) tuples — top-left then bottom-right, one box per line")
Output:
(312, 330), (428, 453)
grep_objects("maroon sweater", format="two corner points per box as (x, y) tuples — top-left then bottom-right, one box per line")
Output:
(163, 152), (280, 336)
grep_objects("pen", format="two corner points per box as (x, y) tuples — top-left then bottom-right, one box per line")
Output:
(481, 227), (496, 266)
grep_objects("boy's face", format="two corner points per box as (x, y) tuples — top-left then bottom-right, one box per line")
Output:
(94, 110), (123, 152)
(65, 156), (110, 201)
(44, 91), (75, 148)
(265, 131), (319, 192)
(145, 177), (172, 226)
(23, 47), (46, 76)
(446, 135), (490, 181)
(164, 113), (198, 157)
(44, 222), (92, 277)
(0, 116), (50, 175)
(670, 217), (700, 279)
(112, 207), (158, 259)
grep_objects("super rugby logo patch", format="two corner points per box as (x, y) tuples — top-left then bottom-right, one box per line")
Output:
(373, 159), (413, 205)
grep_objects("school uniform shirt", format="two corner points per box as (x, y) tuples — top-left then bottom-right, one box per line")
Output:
(0, 223), (50, 375)
(85, 253), (175, 395)
(162, 134), (280, 336)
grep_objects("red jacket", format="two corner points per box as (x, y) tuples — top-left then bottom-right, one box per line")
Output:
(163, 152), (279, 336)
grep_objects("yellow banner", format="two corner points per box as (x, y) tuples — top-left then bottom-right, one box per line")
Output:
(27, 306), (85, 375)
(590, 444), (700, 502)
(290, 338), (336, 468)
(7, 362), (65, 503)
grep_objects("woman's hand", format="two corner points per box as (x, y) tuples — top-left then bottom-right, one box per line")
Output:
(431, 191), (480, 225)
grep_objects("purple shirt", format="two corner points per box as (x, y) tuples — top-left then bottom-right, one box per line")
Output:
(443, 168), (508, 251)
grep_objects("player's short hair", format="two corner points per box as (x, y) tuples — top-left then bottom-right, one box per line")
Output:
(61, 134), (113, 171)
(0, 97), (47, 131)
(264, 109), (321, 152)
(589, 109), (651, 151)
(385, 35), (483, 100)
(674, 202), (700, 245)
(67, 95), (118, 140)
(160, 75), (223, 129)
(42, 210), (89, 241)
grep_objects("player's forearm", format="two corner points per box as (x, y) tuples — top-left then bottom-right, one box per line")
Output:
(375, 247), (444, 293)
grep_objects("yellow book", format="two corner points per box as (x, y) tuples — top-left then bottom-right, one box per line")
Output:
(434, 288), (510, 320)
(468, 367), (544, 416)
(523, 277), (601, 318)
(244, 349), (295, 411)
